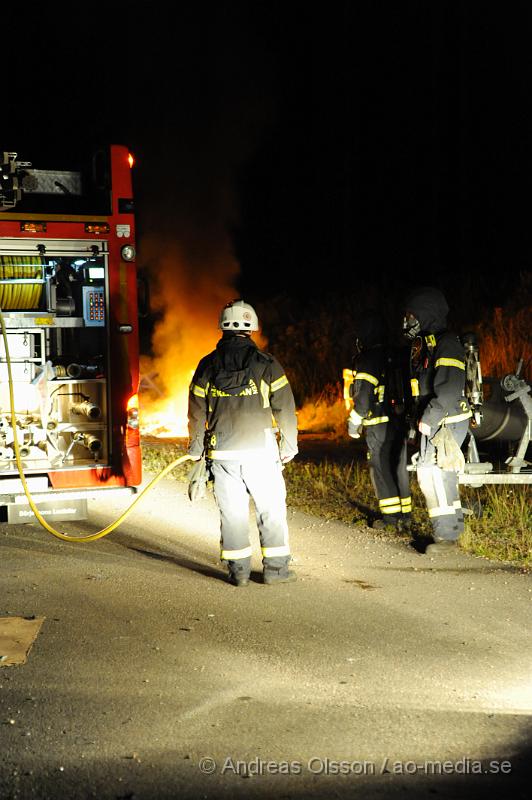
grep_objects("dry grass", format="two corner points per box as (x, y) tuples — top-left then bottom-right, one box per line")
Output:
(141, 439), (191, 481)
(460, 485), (532, 566)
(142, 439), (530, 568)
(140, 280), (531, 568)
(283, 457), (374, 523)
(475, 305), (531, 380)
(296, 387), (350, 437)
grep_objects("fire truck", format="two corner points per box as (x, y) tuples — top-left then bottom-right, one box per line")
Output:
(0, 145), (141, 523)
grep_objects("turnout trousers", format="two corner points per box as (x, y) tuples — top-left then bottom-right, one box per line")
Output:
(211, 453), (291, 579)
(416, 419), (469, 541)
(365, 420), (412, 525)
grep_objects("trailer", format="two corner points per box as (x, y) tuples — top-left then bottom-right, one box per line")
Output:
(459, 367), (531, 487)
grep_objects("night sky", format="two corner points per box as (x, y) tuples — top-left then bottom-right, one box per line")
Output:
(3, 4), (531, 312)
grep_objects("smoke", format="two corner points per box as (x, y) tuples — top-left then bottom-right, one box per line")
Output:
(147, 239), (240, 372)
(127, 9), (278, 434)
(133, 137), (247, 433)
(138, 230), (241, 435)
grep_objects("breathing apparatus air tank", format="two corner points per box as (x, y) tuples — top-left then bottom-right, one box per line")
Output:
(470, 363), (529, 444)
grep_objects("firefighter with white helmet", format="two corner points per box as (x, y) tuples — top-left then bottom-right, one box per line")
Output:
(188, 299), (298, 586)
(403, 286), (471, 554)
(218, 299), (259, 332)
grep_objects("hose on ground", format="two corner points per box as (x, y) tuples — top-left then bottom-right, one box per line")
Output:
(0, 308), (191, 542)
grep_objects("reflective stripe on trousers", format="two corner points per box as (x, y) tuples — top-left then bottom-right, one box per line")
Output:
(211, 454), (290, 572)
(365, 420), (411, 522)
(417, 419), (469, 541)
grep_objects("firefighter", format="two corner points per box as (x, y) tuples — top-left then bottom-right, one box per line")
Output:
(402, 287), (471, 554)
(187, 299), (298, 586)
(347, 311), (412, 531)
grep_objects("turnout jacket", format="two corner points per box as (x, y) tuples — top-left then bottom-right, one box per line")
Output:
(351, 345), (390, 427)
(405, 287), (471, 433)
(411, 331), (472, 432)
(188, 334), (298, 461)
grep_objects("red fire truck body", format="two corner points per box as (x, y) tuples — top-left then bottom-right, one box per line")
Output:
(0, 144), (141, 523)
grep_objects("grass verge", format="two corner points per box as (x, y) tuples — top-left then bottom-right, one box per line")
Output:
(141, 439), (531, 569)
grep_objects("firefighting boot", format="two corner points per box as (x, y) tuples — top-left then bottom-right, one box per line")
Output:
(263, 568), (297, 585)
(372, 516), (401, 532)
(425, 539), (458, 556)
(228, 573), (250, 587)
(226, 559), (251, 587)
(398, 513), (412, 534)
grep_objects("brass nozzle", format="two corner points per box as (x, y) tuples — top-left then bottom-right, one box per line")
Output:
(71, 401), (101, 420)
(81, 433), (102, 453)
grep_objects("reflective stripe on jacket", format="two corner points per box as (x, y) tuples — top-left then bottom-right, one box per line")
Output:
(413, 332), (472, 430)
(188, 335), (298, 460)
(351, 345), (389, 427)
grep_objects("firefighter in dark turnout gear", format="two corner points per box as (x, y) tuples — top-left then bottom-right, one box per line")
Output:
(188, 300), (298, 586)
(348, 311), (412, 530)
(403, 287), (471, 553)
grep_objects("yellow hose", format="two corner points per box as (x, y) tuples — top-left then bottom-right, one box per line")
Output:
(20, 258), (27, 309)
(0, 256), (43, 310)
(20, 259), (30, 309)
(11, 257), (20, 308)
(5, 257), (13, 308)
(0, 259), (4, 308)
(0, 308), (192, 542)
(0, 257), (7, 308)
(21, 260), (29, 309)
(30, 257), (43, 309)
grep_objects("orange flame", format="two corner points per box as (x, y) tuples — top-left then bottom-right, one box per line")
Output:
(138, 239), (267, 439)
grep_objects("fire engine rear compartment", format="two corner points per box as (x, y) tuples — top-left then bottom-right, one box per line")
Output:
(0, 238), (130, 522)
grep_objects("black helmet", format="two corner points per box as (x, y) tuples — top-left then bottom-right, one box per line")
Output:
(353, 310), (387, 353)
(403, 287), (449, 339)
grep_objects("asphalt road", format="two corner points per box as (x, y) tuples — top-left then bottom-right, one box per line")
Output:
(1, 470), (531, 800)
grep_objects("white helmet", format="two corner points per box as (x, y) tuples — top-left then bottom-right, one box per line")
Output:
(219, 299), (259, 332)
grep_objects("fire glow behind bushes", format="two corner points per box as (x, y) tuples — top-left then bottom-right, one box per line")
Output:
(138, 238), (239, 437)
(138, 238), (269, 437)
